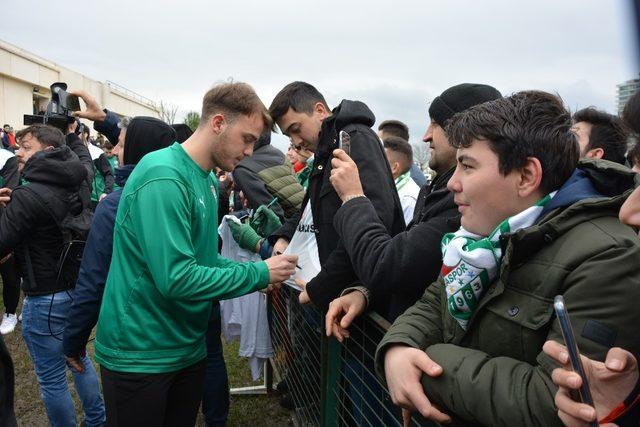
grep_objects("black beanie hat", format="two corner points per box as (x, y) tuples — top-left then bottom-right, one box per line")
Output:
(123, 117), (176, 165)
(428, 83), (502, 127)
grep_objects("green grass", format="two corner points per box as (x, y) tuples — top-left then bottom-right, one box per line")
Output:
(2, 291), (293, 426)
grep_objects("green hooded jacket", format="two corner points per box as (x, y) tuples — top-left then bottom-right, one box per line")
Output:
(375, 159), (640, 426)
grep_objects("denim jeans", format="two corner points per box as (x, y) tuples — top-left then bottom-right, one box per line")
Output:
(22, 291), (106, 427)
(201, 302), (229, 427)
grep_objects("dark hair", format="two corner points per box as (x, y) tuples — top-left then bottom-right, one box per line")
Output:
(623, 91), (640, 134)
(82, 126), (90, 136)
(383, 136), (413, 173)
(447, 90), (578, 194)
(171, 123), (194, 143)
(15, 124), (65, 148)
(200, 82), (272, 132)
(269, 81), (329, 124)
(378, 120), (409, 141)
(627, 140), (640, 167)
(573, 107), (628, 165)
(3, 124), (9, 128)
(103, 141), (114, 150)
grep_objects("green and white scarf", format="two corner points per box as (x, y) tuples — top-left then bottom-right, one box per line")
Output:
(394, 171), (412, 192)
(440, 192), (556, 330)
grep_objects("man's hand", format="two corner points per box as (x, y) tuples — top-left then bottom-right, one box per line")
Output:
(65, 355), (85, 373)
(295, 278), (310, 304)
(329, 149), (364, 202)
(384, 345), (451, 423)
(69, 90), (107, 122)
(272, 237), (290, 256)
(325, 291), (367, 342)
(251, 205), (282, 237)
(0, 187), (12, 207)
(264, 254), (297, 284)
(543, 340), (638, 426)
(226, 218), (262, 253)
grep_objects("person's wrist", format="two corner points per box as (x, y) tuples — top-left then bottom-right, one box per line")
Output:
(342, 193), (366, 204)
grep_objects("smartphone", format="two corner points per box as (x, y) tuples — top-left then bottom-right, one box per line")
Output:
(553, 295), (598, 427)
(338, 130), (351, 156)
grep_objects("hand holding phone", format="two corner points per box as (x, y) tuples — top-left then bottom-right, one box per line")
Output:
(554, 295), (598, 427)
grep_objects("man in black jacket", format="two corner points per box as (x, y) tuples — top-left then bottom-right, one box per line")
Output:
(0, 124), (105, 426)
(325, 84), (502, 333)
(268, 81), (404, 316)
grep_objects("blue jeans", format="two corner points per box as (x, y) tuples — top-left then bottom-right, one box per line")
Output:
(22, 291), (106, 427)
(201, 302), (229, 427)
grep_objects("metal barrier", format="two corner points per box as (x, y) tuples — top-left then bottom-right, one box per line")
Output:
(266, 285), (436, 427)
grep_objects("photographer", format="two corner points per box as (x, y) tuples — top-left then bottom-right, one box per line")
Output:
(0, 124), (105, 426)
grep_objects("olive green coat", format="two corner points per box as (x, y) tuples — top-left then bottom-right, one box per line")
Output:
(375, 160), (640, 426)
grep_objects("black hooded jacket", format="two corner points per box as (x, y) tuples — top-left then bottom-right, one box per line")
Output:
(0, 146), (87, 295)
(273, 100), (405, 314)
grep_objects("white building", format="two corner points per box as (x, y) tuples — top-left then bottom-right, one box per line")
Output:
(0, 38), (159, 131)
(617, 76), (640, 116)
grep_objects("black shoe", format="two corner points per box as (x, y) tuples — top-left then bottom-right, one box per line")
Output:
(279, 393), (295, 410)
(275, 379), (289, 394)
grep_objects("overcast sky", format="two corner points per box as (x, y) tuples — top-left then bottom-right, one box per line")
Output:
(1, 0), (637, 151)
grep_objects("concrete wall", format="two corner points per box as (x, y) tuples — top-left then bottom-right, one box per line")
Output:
(0, 39), (159, 132)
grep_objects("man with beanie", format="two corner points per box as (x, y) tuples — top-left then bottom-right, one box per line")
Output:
(326, 83), (502, 327)
(63, 116), (177, 370)
(93, 82), (297, 426)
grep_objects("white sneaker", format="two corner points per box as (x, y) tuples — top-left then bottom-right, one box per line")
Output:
(0, 313), (18, 335)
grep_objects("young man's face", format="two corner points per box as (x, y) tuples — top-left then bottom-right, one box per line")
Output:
(3, 126), (9, 133)
(424, 120), (457, 175)
(15, 133), (47, 171)
(277, 105), (327, 153)
(212, 113), (263, 172)
(447, 139), (527, 236)
(103, 147), (113, 157)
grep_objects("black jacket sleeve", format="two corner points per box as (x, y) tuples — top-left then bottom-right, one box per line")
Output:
(0, 157), (19, 189)
(93, 109), (121, 145)
(333, 197), (453, 306)
(306, 128), (403, 312)
(233, 165), (285, 220)
(98, 154), (114, 194)
(0, 189), (44, 258)
(66, 133), (94, 185)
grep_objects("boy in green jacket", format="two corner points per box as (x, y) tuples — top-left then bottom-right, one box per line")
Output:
(375, 91), (640, 426)
(95, 82), (297, 427)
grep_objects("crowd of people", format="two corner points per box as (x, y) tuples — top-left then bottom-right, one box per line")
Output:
(0, 78), (638, 427)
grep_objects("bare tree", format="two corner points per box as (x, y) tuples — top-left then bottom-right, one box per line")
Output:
(158, 100), (178, 124)
(411, 141), (430, 168)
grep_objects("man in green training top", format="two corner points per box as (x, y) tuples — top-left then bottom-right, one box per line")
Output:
(94, 82), (298, 427)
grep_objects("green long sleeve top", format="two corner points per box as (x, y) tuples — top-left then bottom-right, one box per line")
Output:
(95, 143), (270, 373)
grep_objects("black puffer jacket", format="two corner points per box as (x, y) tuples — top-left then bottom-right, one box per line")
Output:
(274, 100), (405, 314)
(334, 167), (460, 320)
(0, 146), (87, 295)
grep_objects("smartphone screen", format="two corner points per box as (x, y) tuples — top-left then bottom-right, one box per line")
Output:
(338, 130), (351, 156)
(553, 295), (598, 426)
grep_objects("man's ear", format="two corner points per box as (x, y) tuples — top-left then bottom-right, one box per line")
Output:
(585, 147), (604, 160)
(208, 114), (226, 135)
(44, 145), (55, 151)
(518, 157), (543, 198)
(314, 102), (329, 118)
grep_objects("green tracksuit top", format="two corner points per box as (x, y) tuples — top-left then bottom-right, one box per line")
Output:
(95, 142), (270, 373)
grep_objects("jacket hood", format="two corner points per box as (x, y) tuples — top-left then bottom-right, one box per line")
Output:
(254, 132), (271, 151)
(21, 145), (87, 189)
(506, 159), (638, 266)
(331, 100), (376, 131)
(124, 117), (176, 165)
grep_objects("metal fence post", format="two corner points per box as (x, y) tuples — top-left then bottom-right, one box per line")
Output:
(321, 333), (341, 427)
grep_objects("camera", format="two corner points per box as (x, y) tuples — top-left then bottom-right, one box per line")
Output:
(24, 82), (81, 132)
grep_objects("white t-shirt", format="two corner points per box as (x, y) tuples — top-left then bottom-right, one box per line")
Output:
(398, 178), (421, 224)
(284, 200), (321, 287)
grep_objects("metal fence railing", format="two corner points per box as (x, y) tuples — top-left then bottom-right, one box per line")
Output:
(264, 285), (436, 427)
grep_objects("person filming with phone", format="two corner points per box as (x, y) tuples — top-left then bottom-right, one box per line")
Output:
(374, 91), (640, 425)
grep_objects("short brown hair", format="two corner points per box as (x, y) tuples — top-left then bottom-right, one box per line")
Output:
(383, 136), (413, 174)
(16, 124), (65, 148)
(200, 82), (272, 132)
